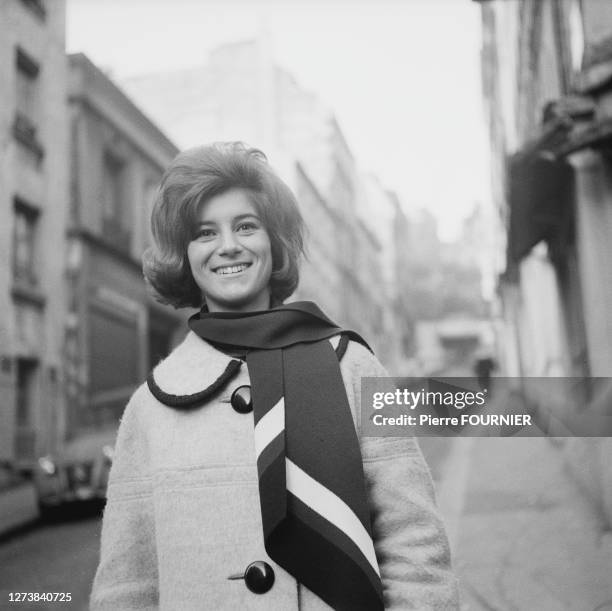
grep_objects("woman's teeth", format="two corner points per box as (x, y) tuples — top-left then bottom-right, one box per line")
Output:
(216, 264), (249, 275)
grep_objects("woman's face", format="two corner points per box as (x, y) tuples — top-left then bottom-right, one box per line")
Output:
(187, 188), (273, 313)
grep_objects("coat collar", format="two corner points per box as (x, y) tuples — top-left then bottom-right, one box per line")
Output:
(148, 331), (346, 410)
(147, 332), (243, 410)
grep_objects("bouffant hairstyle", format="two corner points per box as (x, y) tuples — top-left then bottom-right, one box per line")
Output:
(143, 142), (305, 309)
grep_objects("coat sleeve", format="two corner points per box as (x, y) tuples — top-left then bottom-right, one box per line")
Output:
(90, 385), (159, 610)
(341, 341), (460, 610)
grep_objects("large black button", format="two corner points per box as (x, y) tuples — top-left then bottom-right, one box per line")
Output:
(244, 561), (275, 594)
(231, 385), (252, 414)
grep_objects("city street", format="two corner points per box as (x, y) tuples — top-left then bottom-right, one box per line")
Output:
(429, 437), (612, 611)
(3, 3), (612, 610)
(0, 514), (101, 610)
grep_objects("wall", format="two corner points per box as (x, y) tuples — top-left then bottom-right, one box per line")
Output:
(0, 0), (69, 462)
(67, 54), (182, 435)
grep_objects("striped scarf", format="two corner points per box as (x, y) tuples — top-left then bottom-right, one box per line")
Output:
(188, 302), (384, 610)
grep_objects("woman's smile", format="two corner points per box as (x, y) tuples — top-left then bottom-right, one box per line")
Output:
(187, 189), (273, 312)
(213, 262), (252, 275)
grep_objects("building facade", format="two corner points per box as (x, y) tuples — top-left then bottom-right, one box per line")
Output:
(0, 0), (69, 465)
(478, 0), (612, 523)
(0, 3), (185, 476)
(356, 175), (413, 372)
(66, 53), (182, 436)
(478, 0), (601, 379)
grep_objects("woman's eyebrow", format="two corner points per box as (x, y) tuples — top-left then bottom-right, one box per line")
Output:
(233, 213), (260, 222)
(197, 213), (260, 226)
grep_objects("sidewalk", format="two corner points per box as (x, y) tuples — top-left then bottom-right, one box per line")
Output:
(427, 437), (612, 611)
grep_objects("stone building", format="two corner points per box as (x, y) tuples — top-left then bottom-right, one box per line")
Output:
(0, 0), (69, 465)
(477, 0), (612, 524)
(356, 175), (413, 372)
(121, 39), (399, 362)
(65, 53), (182, 435)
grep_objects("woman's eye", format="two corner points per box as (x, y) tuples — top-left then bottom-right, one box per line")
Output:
(195, 228), (215, 239)
(237, 222), (257, 232)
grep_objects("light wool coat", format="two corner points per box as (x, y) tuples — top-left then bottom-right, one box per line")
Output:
(90, 331), (459, 610)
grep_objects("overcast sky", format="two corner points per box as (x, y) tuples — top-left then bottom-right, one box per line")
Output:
(66, 0), (489, 241)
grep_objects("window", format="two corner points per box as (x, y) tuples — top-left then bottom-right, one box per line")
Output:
(87, 306), (139, 425)
(13, 47), (43, 160)
(16, 358), (38, 427)
(102, 152), (125, 221)
(15, 357), (38, 460)
(101, 152), (131, 250)
(13, 197), (40, 286)
(90, 308), (139, 393)
(16, 48), (40, 119)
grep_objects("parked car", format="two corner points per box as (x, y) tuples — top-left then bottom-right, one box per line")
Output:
(33, 429), (116, 518)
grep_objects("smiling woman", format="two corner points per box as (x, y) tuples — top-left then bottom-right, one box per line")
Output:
(142, 143), (304, 311)
(187, 189), (273, 312)
(90, 142), (458, 610)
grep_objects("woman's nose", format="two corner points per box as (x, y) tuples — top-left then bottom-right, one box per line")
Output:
(217, 231), (242, 255)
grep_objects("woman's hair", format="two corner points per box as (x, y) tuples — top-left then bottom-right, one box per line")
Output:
(143, 142), (305, 309)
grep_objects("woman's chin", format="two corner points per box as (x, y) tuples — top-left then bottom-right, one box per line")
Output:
(206, 291), (270, 313)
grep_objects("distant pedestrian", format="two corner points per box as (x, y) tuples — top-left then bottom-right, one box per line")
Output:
(90, 142), (458, 610)
(474, 356), (496, 390)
